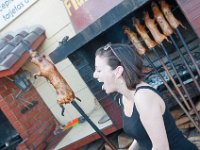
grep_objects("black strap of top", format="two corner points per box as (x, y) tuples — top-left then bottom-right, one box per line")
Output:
(135, 86), (160, 96)
(118, 86), (160, 106)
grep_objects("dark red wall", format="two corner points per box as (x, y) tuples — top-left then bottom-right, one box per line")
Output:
(177, 0), (200, 38)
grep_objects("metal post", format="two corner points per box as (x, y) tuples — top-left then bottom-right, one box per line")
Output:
(71, 99), (117, 150)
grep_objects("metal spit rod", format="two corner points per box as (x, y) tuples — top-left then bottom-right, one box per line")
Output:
(169, 35), (200, 92)
(71, 99), (117, 150)
(151, 47), (191, 110)
(144, 55), (200, 132)
(160, 43), (200, 122)
(176, 28), (200, 77)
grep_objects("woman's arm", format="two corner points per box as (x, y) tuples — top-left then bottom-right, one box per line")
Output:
(134, 89), (170, 150)
(128, 140), (140, 150)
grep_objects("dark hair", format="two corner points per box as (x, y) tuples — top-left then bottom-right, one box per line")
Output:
(95, 43), (144, 90)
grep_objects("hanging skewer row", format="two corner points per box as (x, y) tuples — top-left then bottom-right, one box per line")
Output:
(133, 16), (191, 111)
(150, 1), (200, 122)
(159, 0), (200, 92)
(160, 0), (200, 77)
(122, 0), (200, 130)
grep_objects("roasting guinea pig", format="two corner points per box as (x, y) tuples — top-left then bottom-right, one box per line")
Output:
(143, 11), (169, 44)
(123, 26), (146, 55)
(132, 17), (157, 49)
(30, 52), (75, 105)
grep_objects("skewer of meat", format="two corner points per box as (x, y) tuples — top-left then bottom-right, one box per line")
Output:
(123, 26), (146, 55)
(152, 0), (200, 93)
(160, 0), (185, 29)
(132, 17), (156, 49)
(153, 0), (200, 89)
(31, 51), (76, 105)
(143, 11), (169, 44)
(151, 1), (200, 122)
(149, 2), (192, 110)
(160, 1), (200, 78)
(151, 1), (173, 36)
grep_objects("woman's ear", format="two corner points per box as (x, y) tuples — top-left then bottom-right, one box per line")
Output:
(42, 54), (46, 58)
(114, 66), (124, 78)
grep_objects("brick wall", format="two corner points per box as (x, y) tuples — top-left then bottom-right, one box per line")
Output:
(177, 0), (200, 38)
(0, 77), (58, 150)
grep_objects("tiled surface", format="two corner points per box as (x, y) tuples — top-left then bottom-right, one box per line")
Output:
(55, 58), (72, 73)
(36, 23), (75, 53)
(50, 104), (72, 125)
(60, 65), (88, 93)
(0, 26), (45, 72)
(56, 88), (99, 124)
(35, 82), (57, 108)
(73, 87), (96, 114)
(54, 108), (113, 150)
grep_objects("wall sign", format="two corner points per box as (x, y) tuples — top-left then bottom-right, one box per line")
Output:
(0, 0), (38, 30)
(63, 0), (123, 33)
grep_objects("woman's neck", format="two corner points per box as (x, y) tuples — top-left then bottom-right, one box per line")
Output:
(117, 82), (136, 101)
(118, 81), (148, 101)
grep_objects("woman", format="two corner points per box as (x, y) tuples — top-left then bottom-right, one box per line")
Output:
(93, 43), (197, 150)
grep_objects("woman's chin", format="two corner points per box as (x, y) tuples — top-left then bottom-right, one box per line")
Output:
(103, 85), (115, 94)
(104, 90), (110, 94)
(104, 88), (114, 94)
(103, 88), (109, 94)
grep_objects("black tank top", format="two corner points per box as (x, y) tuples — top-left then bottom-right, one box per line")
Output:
(121, 86), (197, 150)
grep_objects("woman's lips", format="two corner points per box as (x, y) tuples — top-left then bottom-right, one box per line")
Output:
(97, 80), (104, 90)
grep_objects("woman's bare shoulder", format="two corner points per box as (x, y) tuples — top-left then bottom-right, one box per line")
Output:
(134, 87), (165, 115)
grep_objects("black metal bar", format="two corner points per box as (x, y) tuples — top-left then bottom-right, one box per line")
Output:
(169, 35), (200, 92)
(160, 43), (200, 122)
(176, 28), (200, 77)
(144, 55), (200, 132)
(151, 47), (191, 110)
(71, 100), (117, 150)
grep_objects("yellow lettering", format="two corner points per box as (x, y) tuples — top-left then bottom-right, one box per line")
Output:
(71, 0), (79, 10)
(64, 0), (72, 16)
(64, 0), (88, 16)
(76, 0), (84, 7)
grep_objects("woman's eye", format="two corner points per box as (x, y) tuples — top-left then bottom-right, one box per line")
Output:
(96, 70), (101, 73)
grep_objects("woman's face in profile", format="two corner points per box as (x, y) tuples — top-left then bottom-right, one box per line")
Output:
(93, 55), (117, 94)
